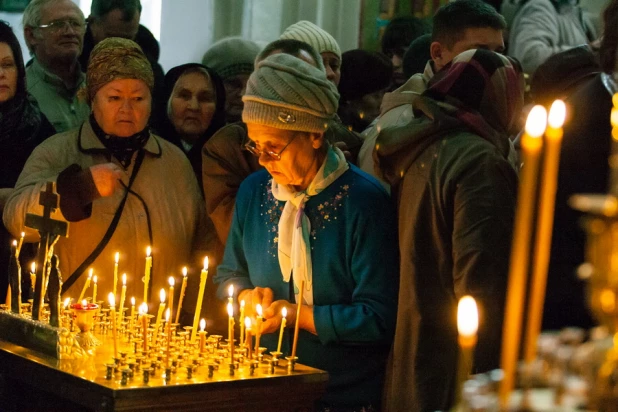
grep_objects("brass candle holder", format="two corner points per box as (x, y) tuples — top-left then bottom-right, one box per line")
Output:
(71, 302), (100, 350)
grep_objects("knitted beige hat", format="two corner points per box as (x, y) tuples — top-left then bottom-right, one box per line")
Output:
(242, 53), (339, 133)
(280, 21), (341, 60)
(202, 37), (262, 80)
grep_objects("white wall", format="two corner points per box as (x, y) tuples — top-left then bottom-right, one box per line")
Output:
(0, 11), (29, 62)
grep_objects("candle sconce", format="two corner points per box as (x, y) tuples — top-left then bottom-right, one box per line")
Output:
(71, 303), (100, 350)
(570, 194), (618, 410)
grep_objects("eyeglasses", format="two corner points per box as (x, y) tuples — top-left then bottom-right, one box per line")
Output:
(37, 19), (85, 34)
(244, 133), (299, 161)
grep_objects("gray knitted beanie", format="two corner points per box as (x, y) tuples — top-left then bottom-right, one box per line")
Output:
(242, 53), (340, 133)
(280, 21), (341, 61)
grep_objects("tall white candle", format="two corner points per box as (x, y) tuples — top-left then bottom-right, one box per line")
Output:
(175, 267), (188, 323)
(191, 257), (208, 343)
(152, 288), (166, 346)
(113, 252), (119, 299)
(119, 273), (127, 323)
(167, 276), (175, 327)
(109, 293), (118, 359)
(277, 307), (287, 353)
(143, 247), (152, 304)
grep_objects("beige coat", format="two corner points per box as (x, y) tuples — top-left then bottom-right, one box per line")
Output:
(3, 121), (211, 305)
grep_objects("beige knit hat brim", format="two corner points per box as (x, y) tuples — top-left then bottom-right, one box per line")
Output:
(242, 97), (331, 132)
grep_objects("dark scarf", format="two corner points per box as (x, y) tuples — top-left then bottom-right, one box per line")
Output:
(0, 94), (43, 149)
(89, 115), (150, 168)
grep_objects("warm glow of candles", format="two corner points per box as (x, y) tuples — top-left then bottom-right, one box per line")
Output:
(152, 289), (166, 346)
(199, 318), (206, 353)
(139, 302), (149, 352)
(455, 296), (478, 405)
(255, 304), (263, 353)
(245, 316), (252, 359)
(92, 275), (98, 303)
(118, 274), (127, 323)
(277, 307), (287, 353)
(29, 262), (36, 295)
(227, 302), (235, 360)
(167, 276), (175, 328)
(524, 100), (565, 367)
(191, 257), (209, 343)
(144, 247), (152, 304)
(239, 300), (245, 346)
(113, 252), (119, 299)
(78, 269), (93, 302)
(500, 105), (548, 406)
(175, 267), (188, 323)
(109, 292), (118, 359)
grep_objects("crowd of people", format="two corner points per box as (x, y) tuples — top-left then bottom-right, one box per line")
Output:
(0, 0), (613, 410)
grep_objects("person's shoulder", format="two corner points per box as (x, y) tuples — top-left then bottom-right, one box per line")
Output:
(239, 169), (270, 191)
(205, 122), (247, 151)
(339, 165), (392, 212)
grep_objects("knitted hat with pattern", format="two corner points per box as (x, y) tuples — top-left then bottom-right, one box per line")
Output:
(280, 21), (341, 60)
(242, 53), (339, 133)
(202, 37), (261, 80)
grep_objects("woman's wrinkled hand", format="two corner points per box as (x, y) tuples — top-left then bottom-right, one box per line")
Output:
(261, 299), (294, 334)
(238, 286), (274, 317)
(90, 163), (124, 197)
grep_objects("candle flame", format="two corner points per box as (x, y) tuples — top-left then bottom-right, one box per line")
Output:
(282, 307), (287, 318)
(139, 302), (148, 314)
(122, 273), (126, 285)
(108, 292), (115, 307)
(200, 318), (206, 331)
(524, 105), (547, 139)
(256, 304), (263, 317)
(240, 300), (245, 308)
(146, 246), (151, 257)
(457, 295), (479, 338)
(169, 276), (175, 286)
(93, 275), (98, 284)
(20, 231), (24, 238)
(63, 298), (71, 308)
(548, 100), (566, 129)
(30, 262), (36, 273)
(228, 284), (234, 298)
(160, 288), (166, 303)
(227, 302), (233, 317)
(165, 308), (170, 322)
(203, 256), (209, 269)
(131, 297), (135, 306)
(182, 266), (187, 277)
(81, 299), (87, 307)
(12, 239), (17, 246)
(245, 316), (251, 329)
(88, 268), (93, 279)
(114, 252), (119, 263)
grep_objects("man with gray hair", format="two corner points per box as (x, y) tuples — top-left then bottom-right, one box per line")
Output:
(23, 0), (90, 132)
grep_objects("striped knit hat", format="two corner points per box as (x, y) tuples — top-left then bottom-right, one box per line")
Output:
(202, 37), (261, 80)
(242, 53), (339, 133)
(280, 21), (341, 60)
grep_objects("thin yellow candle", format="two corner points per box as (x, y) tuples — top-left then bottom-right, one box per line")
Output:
(30, 262), (36, 294)
(291, 280), (305, 360)
(167, 276), (175, 325)
(129, 297), (136, 335)
(255, 304), (263, 352)
(109, 292), (118, 359)
(227, 302), (235, 360)
(15, 232), (24, 259)
(152, 288), (166, 346)
(118, 274), (127, 323)
(92, 275), (98, 303)
(500, 105), (547, 406)
(140, 303), (149, 352)
(199, 318), (206, 353)
(165, 308), (171, 368)
(228, 284), (234, 306)
(277, 307), (287, 353)
(524, 100), (566, 366)
(175, 267), (188, 323)
(239, 300), (245, 346)
(143, 246), (152, 304)
(113, 252), (119, 299)
(78, 269), (93, 302)
(191, 257), (209, 343)
(244, 316), (252, 359)
(455, 296), (479, 406)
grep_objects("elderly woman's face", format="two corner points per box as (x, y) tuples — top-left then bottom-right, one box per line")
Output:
(0, 42), (17, 103)
(92, 78), (151, 137)
(169, 71), (216, 143)
(246, 123), (324, 191)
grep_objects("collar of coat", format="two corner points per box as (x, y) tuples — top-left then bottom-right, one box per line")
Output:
(78, 119), (162, 158)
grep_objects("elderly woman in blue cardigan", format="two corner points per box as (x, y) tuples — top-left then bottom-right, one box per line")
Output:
(214, 53), (399, 412)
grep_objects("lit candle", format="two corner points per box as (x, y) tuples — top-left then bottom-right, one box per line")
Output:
(153, 289), (166, 346)
(113, 252), (119, 299)
(78, 269), (93, 302)
(130, 297), (136, 335)
(92, 275), (98, 304)
(15, 231), (24, 259)
(167, 277), (175, 326)
(109, 292), (118, 359)
(119, 274), (127, 323)
(227, 302), (235, 360)
(228, 284), (234, 306)
(245, 316), (252, 359)
(255, 304), (263, 353)
(199, 318), (206, 353)
(165, 308), (171, 368)
(175, 267), (188, 323)
(609, 94), (618, 195)
(143, 246), (152, 304)
(239, 300), (245, 346)
(277, 307), (287, 353)
(139, 303), (149, 352)
(29, 262), (36, 296)
(191, 257), (208, 343)
(455, 296), (478, 406)
(500, 106), (547, 406)
(291, 280), (305, 361)
(524, 100), (566, 366)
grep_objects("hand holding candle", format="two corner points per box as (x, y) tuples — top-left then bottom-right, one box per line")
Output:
(191, 257), (208, 343)
(175, 267), (188, 324)
(78, 269), (93, 302)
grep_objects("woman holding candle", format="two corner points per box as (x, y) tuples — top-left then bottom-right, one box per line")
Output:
(3, 37), (213, 304)
(214, 53), (399, 411)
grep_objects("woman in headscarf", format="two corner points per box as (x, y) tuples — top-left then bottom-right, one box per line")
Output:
(375, 49), (523, 411)
(3, 38), (211, 306)
(214, 53), (399, 411)
(0, 21), (55, 302)
(155, 63), (225, 189)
